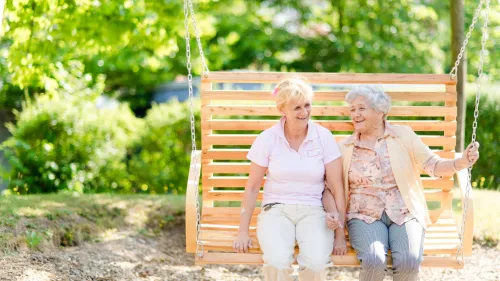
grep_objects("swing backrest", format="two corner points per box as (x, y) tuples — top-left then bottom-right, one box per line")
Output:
(186, 71), (472, 268)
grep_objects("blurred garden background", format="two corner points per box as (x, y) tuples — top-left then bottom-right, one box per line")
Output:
(0, 0), (498, 280)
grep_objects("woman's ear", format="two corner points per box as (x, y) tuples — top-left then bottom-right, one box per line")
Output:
(278, 106), (285, 116)
(378, 111), (385, 120)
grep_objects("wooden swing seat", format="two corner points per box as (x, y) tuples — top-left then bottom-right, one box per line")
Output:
(185, 71), (473, 269)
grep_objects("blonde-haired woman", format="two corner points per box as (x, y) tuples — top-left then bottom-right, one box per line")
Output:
(233, 78), (347, 281)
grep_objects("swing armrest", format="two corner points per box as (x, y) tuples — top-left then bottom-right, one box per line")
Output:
(455, 153), (474, 256)
(186, 150), (202, 253)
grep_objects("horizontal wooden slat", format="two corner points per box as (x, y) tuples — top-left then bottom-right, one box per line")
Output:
(204, 190), (263, 201)
(202, 105), (457, 117)
(199, 229), (458, 241)
(202, 91), (457, 102)
(199, 234), (459, 248)
(202, 189), (450, 202)
(202, 177), (453, 191)
(203, 134), (456, 147)
(202, 150), (455, 163)
(202, 72), (457, 85)
(203, 120), (457, 132)
(201, 209), (456, 227)
(198, 238), (459, 254)
(202, 176), (452, 189)
(199, 224), (458, 233)
(195, 253), (464, 268)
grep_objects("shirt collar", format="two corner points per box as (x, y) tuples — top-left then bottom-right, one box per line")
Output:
(271, 116), (319, 141)
(344, 120), (398, 145)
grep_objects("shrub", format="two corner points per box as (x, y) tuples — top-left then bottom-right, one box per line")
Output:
(465, 94), (500, 190)
(127, 99), (201, 194)
(0, 92), (143, 194)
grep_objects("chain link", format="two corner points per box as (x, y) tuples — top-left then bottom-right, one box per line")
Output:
(450, 0), (485, 79)
(456, 0), (490, 264)
(188, 0), (210, 77)
(184, 0), (204, 259)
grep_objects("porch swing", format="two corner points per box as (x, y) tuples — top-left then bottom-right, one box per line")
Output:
(183, 0), (491, 268)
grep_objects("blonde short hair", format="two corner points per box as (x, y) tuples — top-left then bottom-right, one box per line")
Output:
(274, 77), (314, 111)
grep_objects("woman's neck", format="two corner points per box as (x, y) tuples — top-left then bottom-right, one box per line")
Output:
(284, 121), (307, 140)
(359, 121), (385, 141)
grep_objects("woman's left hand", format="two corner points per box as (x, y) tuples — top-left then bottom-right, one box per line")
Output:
(460, 142), (480, 167)
(333, 235), (347, 255)
(326, 212), (342, 230)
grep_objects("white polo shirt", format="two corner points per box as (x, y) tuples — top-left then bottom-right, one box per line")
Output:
(247, 117), (341, 206)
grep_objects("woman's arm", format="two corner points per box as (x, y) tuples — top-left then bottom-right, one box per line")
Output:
(408, 126), (480, 178)
(322, 188), (342, 230)
(322, 187), (339, 214)
(325, 157), (346, 227)
(324, 157), (348, 255)
(233, 162), (267, 253)
(433, 142), (480, 177)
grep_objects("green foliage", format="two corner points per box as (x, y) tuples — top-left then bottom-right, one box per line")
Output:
(0, 76), (143, 194)
(127, 100), (201, 194)
(2, 0), (186, 111)
(25, 230), (42, 249)
(0, 95), (201, 194)
(465, 94), (500, 190)
(2, 0), (498, 113)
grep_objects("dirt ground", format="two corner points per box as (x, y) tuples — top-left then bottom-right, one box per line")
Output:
(1, 223), (499, 281)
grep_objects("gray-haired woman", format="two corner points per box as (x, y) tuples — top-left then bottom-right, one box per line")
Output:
(323, 85), (480, 281)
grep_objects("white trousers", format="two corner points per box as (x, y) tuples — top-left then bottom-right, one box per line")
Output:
(257, 204), (334, 281)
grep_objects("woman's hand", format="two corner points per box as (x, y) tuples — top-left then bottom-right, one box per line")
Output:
(233, 232), (253, 253)
(326, 212), (342, 230)
(460, 142), (480, 167)
(333, 234), (348, 255)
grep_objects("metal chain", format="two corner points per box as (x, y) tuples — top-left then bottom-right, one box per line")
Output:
(450, 0), (485, 78)
(456, 0), (490, 264)
(187, 0), (210, 77)
(184, 0), (204, 259)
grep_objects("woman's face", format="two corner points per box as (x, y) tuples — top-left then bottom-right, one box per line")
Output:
(281, 97), (312, 128)
(349, 96), (384, 133)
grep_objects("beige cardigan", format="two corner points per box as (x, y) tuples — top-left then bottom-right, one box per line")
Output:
(340, 124), (436, 229)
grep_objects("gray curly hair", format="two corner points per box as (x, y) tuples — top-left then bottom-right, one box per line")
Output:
(345, 85), (391, 118)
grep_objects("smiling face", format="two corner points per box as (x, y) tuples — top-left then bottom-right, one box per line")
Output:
(349, 96), (384, 133)
(281, 97), (312, 128)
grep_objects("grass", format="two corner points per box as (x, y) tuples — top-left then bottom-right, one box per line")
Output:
(0, 189), (498, 253)
(453, 188), (500, 247)
(0, 193), (185, 253)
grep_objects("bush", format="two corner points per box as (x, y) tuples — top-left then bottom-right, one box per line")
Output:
(127, 100), (201, 194)
(465, 94), (500, 190)
(0, 92), (143, 194)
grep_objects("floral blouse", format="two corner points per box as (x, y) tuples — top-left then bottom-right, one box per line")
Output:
(346, 123), (440, 225)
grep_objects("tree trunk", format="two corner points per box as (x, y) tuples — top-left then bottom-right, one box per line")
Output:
(451, 0), (466, 152)
(0, 109), (13, 192)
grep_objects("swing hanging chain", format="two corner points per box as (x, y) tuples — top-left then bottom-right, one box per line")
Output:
(456, 0), (490, 264)
(188, 0), (210, 77)
(450, 0), (485, 79)
(184, 0), (204, 259)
